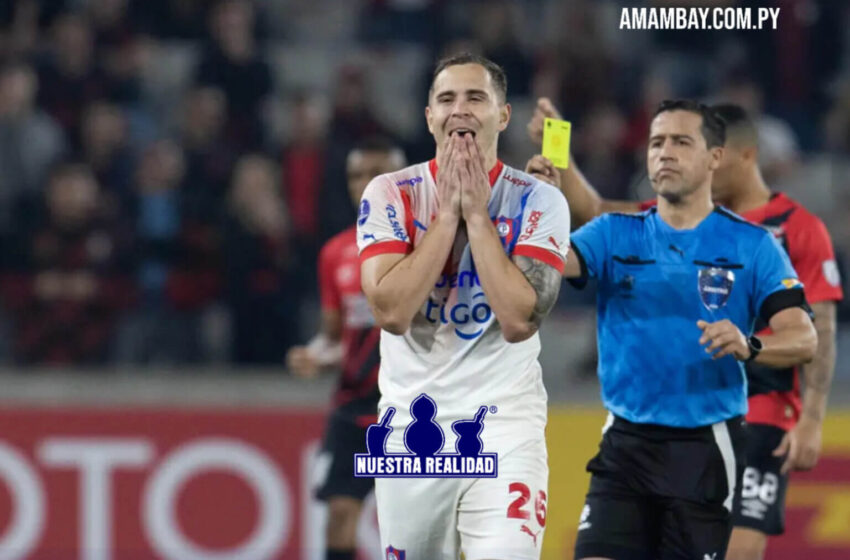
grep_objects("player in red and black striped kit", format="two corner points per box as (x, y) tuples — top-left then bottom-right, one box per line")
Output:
(703, 105), (842, 560)
(526, 100), (843, 560)
(286, 138), (406, 560)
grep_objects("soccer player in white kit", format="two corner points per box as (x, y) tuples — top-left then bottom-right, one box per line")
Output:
(357, 53), (570, 560)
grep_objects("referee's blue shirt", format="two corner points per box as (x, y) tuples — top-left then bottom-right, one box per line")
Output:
(570, 206), (805, 428)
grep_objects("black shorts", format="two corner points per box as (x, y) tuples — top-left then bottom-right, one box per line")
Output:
(574, 414), (747, 560)
(315, 409), (374, 501)
(731, 423), (789, 536)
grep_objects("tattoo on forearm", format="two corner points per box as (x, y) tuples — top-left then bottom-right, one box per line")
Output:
(804, 302), (837, 395)
(515, 255), (562, 327)
(804, 327), (836, 394)
(800, 302), (837, 422)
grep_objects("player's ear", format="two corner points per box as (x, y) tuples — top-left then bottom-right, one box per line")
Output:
(498, 102), (511, 132)
(425, 105), (435, 135)
(742, 145), (758, 162)
(708, 146), (723, 171)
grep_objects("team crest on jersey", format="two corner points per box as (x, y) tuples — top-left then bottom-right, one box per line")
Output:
(493, 215), (520, 251)
(698, 267), (735, 310)
(354, 393), (498, 478)
(496, 220), (511, 237)
(385, 546), (406, 560)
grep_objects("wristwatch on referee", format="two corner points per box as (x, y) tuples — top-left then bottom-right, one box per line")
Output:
(745, 335), (763, 362)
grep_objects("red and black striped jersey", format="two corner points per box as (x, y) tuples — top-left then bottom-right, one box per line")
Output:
(741, 193), (842, 430)
(318, 225), (380, 426)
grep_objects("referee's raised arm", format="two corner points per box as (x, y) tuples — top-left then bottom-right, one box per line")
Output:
(526, 97), (642, 226)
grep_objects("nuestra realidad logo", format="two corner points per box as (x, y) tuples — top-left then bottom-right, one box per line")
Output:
(355, 393), (497, 478)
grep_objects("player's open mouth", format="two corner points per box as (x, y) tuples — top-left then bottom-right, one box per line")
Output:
(449, 128), (476, 138)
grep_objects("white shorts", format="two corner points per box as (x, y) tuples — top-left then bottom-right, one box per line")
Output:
(375, 437), (548, 560)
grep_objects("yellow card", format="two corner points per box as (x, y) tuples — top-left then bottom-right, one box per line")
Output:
(541, 117), (571, 169)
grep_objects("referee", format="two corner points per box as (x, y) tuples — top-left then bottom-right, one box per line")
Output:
(557, 100), (817, 560)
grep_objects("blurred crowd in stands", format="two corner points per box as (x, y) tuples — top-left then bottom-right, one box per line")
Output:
(0, 0), (847, 367)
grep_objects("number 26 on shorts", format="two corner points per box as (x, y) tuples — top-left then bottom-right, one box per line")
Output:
(506, 482), (547, 527)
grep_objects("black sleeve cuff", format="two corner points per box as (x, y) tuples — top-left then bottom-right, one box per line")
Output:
(567, 242), (590, 290)
(759, 288), (811, 324)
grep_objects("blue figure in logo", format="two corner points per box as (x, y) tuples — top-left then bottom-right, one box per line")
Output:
(404, 393), (444, 456)
(452, 406), (488, 457)
(366, 408), (395, 457)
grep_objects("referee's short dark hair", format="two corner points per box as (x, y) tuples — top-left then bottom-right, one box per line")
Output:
(711, 103), (758, 148)
(654, 99), (726, 149)
(430, 52), (508, 104)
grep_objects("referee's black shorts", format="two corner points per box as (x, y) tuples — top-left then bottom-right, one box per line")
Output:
(574, 414), (747, 560)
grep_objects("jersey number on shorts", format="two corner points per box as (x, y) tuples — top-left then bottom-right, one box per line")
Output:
(506, 482), (547, 527)
(741, 466), (779, 505)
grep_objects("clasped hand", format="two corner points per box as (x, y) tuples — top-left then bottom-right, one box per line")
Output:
(436, 133), (490, 221)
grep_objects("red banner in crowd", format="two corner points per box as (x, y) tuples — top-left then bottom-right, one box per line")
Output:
(0, 407), (334, 560)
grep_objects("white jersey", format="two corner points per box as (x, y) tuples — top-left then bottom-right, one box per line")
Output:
(357, 159), (570, 453)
